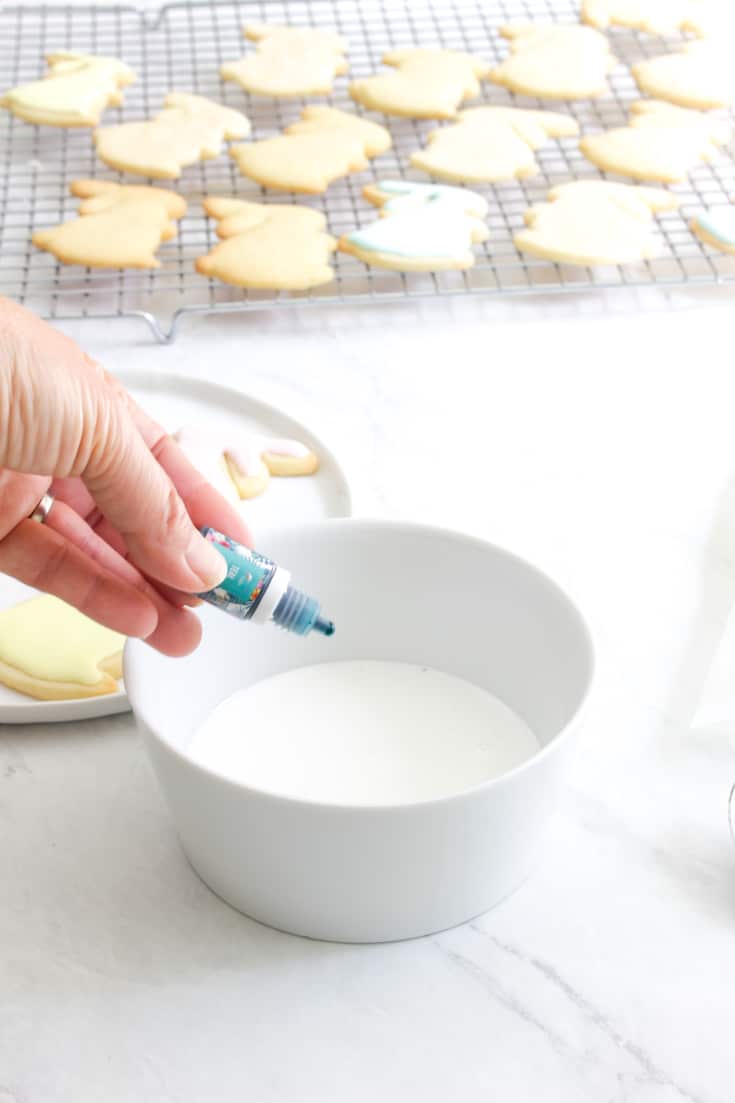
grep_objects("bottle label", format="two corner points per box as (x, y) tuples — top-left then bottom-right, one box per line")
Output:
(199, 528), (276, 620)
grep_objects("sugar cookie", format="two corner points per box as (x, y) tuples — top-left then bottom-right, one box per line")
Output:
(230, 106), (390, 194)
(1, 51), (135, 127)
(514, 180), (679, 266)
(349, 48), (490, 120)
(632, 42), (735, 109)
(221, 24), (347, 97)
(32, 180), (186, 269)
(690, 206), (735, 255)
(338, 180), (489, 272)
(175, 425), (319, 501)
(490, 24), (616, 100)
(683, 1), (735, 38)
(580, 100), (731, 183)
(410, 106), (579, 184)
(196, 198), (336, 290)
(581, 0), (696, 35)
(0, 595), (124, 701)
(95, 92), (250, 179)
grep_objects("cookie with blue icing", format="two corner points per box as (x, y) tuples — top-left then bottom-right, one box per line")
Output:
(338, 180), (489, 272)
(691, 207), (735, 256)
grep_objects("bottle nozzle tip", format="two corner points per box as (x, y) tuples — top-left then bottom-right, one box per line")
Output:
(315, 616), (336, 637)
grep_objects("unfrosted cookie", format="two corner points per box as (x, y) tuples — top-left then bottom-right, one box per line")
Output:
(339, 180), (489, 272)
(0, 595), (124, 701)
(633, 42), (735, 109)
(221, 24), (347, 97)
(175, 425), (319, 501)
(690, 206), (735, 255)
(32, 180), (186, 269)
(95, 93), (250, 179)
(230, 106), (390, 194)
(410, 107), (579, 183)
(580, 100), (731, 183)
(349, 48), (490, 120)
(582, 0), (696, 35)
(514, 180), (679, 266)
(683, 1), (735, 37)
(1, 51), (135, 127)
(490, 24), (616, 100)
(196, 198), (336, 290)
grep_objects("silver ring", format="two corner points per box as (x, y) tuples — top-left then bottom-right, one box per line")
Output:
(29, 492), (55, 524)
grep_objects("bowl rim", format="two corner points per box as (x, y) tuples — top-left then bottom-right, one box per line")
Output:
(125, 517), (596, 813)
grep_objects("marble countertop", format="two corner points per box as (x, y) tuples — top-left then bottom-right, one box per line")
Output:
(3, 0), (735, 1096)
(2, 285), (735, 1103)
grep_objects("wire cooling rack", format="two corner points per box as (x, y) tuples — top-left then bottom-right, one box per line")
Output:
(1, 0), (735, 342)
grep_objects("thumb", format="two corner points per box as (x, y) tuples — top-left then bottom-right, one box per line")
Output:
(81, 381), (227, 594)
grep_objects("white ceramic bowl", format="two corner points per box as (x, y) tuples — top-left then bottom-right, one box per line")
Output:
(125, 520), (594, 943)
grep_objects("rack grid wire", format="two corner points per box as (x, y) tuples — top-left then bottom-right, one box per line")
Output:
(1, 0), (735, 342)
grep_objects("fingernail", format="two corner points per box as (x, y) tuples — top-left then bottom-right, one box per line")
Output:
(186, 532), (227, 592)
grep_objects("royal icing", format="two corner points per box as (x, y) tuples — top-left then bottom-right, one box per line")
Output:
(692, 207), (735, 246)
(0, 595), (123, 686)
(345, 180), (488, 260)
(1, 52), (134, 126)
(175, 426), (312, 488)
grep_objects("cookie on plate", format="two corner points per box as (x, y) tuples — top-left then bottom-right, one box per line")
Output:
(95, 92), (251, 179)
(230, 106), (390, 193)
(1, 51), (135, 127)
(196, 197), (336, 290)
(580, 100), (731, 183)
(175, 425), (319, 501)
(349, 48), (490, 120)
(514, 180), (679, 266)
(632, 42), (735, 109)
(490, 24), (616, 100)
(221, 24), (347, 97)
(338, 180), (489, 272)
(0, 595), (124, 701)
(690, 206), (735, 255)
(32, 180), (186, 269)
(411, 106), (579, 183)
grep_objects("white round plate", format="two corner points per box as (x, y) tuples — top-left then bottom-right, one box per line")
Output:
(0, 369), (353, 725)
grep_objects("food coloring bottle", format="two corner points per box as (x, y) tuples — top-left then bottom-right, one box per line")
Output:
(199, 527), (334, 638)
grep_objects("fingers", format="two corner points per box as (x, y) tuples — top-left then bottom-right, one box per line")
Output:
(46, 500), (202, 656)
(80, 386), (228, 595)
(122, 388), (252, 547)
(0, 519), (158, 639)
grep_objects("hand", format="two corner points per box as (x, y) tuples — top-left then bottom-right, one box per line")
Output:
(0, 298), (251, 655)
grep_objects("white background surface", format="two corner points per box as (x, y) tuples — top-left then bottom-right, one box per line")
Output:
(2, 1), (735, 1100)
(2, 287), (735, 1103)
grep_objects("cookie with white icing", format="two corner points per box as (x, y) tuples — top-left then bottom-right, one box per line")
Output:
(410, 106), (579, 184)
(339, 180), (489, 272)
(580, 100), (731, 183)
(633, 42), (735, 109)
(221, 24), (347, 97)
(32, 180), (186, 269)
(690, 206), (735, 255)
(490, 24), (616, 100)
(349, 48), (490, 120)
(175, 425), (319, 501)
(196, 197), (336, 290)
(1, 51), (135, 127)
(230, 106), (390, 194)
(0, 595), (124, 701)
(95, 93), (250, 179)
(514, 180), (679, 267)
